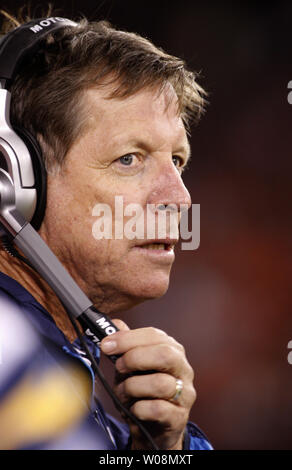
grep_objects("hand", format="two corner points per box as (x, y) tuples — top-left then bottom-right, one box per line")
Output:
(100, 319), (196, 450)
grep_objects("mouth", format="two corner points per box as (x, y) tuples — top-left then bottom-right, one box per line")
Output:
(131, 240), (177, 264)
(133, 239), (178, 252)
(139, 242), (174, 251)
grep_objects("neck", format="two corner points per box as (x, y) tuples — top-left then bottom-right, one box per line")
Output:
(0, 249), (79, 343)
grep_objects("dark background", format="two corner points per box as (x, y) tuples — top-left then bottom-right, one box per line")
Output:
(2, 0), (292, 450)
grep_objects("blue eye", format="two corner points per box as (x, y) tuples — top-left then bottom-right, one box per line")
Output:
(172, 155), (183, 168)
(119, 154), (134, 165)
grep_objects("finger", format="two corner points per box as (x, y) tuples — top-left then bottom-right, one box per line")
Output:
(100, 326), (182, 356)
(100, 318), (130, 352)
(116, 373), (177, 401)
(111, 318), (130, 331)
(116, 373), (196, 410)
(130, 399), (187, 429)
(115, 343), (193, 380)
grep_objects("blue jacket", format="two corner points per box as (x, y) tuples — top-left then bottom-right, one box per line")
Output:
(0, 271), (212, 450)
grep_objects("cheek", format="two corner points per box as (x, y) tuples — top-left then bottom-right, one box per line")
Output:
(45, 172), (148, 256)
(42, 177), (94, 253)
(91, 187), (148, 239)
(90, 238), (129, 265)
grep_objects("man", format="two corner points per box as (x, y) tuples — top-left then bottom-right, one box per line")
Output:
(0, 13), (212, 450)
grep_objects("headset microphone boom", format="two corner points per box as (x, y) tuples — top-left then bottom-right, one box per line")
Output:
(0, 17), (120, 357)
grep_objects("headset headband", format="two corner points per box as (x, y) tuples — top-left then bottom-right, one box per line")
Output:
(0, 17), (77, 87)
(0, 17), (77, 231)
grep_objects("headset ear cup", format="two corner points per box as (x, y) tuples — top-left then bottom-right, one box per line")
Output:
(14, 127), (47, 230)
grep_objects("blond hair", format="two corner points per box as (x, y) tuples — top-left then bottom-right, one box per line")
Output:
(1, 9), (206, 172)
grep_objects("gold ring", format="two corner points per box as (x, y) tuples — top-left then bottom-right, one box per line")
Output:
(171, 378), (183, 402)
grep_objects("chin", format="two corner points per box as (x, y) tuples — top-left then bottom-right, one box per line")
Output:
(89, 272), (171, 313)
(122, 276), (170, 308)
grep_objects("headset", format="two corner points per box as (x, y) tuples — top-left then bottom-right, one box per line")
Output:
(0, 16), (120, 347)
(0, 17), (76, 230)
(0, 17), (159, 450)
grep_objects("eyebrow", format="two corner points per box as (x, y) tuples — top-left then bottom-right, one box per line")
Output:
(111, 135), (191, 162)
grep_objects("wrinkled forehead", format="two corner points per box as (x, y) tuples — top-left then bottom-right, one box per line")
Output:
(83, 81), (182, 126)
(145, 82), (181, 115)
(75, 82), (189, 162)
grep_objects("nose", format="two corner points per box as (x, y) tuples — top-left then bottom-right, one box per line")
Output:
(147, 161), (192, 212)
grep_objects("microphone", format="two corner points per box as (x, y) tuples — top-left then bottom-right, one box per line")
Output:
(0, 204), (159, 449)
(78, 306), (120, 363)
(0, 189), (120, 362)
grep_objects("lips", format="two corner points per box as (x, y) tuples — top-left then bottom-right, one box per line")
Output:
(134, 239), (178, 251)
(143, 243), (167, 250)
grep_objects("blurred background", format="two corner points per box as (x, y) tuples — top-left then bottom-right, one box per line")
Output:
(2, 0), (292, 450)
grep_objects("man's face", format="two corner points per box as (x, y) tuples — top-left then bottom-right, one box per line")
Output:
(40, 84), (191, 313)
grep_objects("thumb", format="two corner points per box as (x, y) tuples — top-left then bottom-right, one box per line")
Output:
(111, 318), (130, 332)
